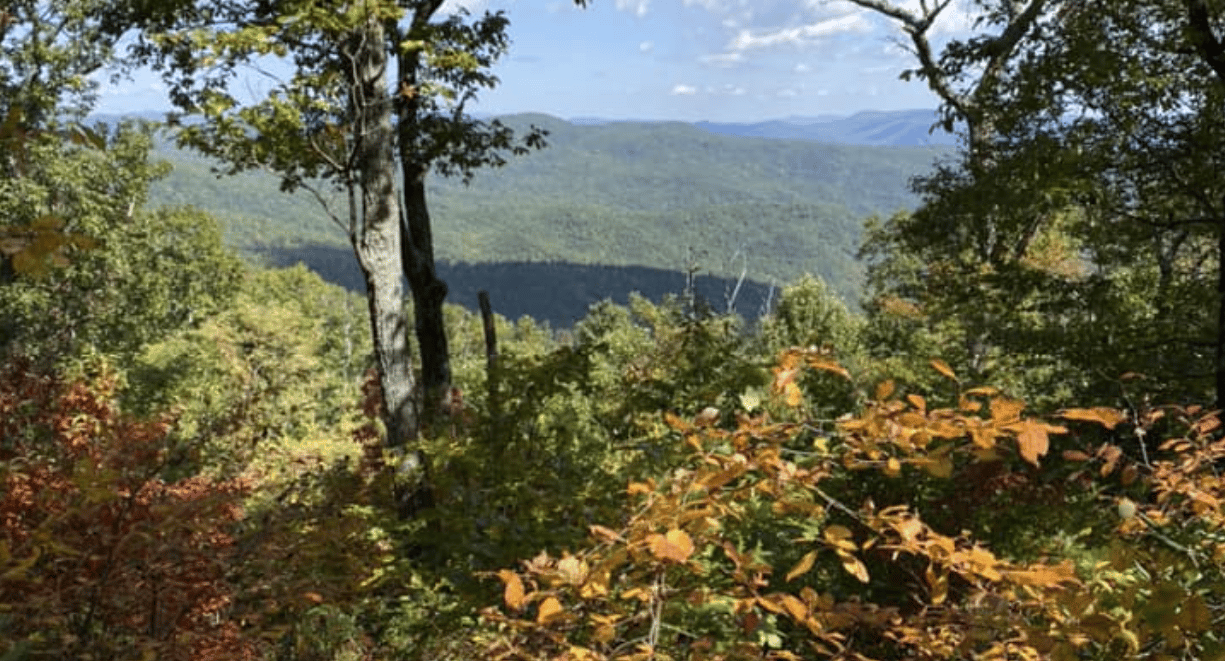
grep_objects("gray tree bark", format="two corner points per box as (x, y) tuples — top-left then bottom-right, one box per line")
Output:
(345, 18), (419, 449)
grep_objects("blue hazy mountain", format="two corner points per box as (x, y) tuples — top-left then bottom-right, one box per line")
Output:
(691, 109), (957, 147)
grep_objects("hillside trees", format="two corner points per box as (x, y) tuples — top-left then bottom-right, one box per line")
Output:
(126, 0), (587, 512)
(855, 0), (1225, 406)
(0, 2), (242, 367)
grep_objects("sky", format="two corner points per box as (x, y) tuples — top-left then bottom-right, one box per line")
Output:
(95, 0), (978, 123)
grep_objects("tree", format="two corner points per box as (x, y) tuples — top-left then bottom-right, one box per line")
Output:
(855, 0), (1225, 406)
(128, 0), (587, 511)
(0, 0), (121, 128)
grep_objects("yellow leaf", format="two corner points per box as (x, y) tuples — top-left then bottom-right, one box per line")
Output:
(537, 596), (564, 625)
(499, 569), (527, 610)
(822, 525), (856, 551)
(648, 529), (694, 563)
(785, 550), (818, 583)
(557, 555), (588, 586)
(780, 594), (808, 622)
(784, 381), (803, 407)
(875, 380), (895, 401)
(884, 457), (902, 477)
(627, 480), (655, 496)
(918, 455), (953, 478)
(589, 524), (624, 543)
(930, 358), (958, 381)
(926, 564), (948, 605)
(839, 552), (870, 583)
(906, 393), (926, 413)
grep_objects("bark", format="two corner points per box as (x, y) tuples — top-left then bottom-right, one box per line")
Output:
(395, 8), (452, 428)
(400, 162), (453, 427)
(1217, 214), (1225, 409)
(345, 19), (418, 448)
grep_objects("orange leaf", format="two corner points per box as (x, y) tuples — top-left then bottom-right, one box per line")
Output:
(875, 380), (895, 401)
(1015, 420), (1050, 467)
(649, 529), (694, 563)
(785, 550), (818, 583)
(537, 596), (564, 625)
(990, 397), (1026, 424)
(930, 358), (958, 381)
(498, 569), (527, 610)
(1059, 407), (1127, 430)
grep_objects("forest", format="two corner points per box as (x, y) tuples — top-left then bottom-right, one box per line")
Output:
(2, 1), (1225, 660)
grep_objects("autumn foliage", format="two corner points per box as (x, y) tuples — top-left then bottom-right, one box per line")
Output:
(0, 360), (262, 660)
(480, 349), (1225, 661)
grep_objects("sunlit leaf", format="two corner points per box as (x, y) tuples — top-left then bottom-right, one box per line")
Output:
(648, 529), (694, 563)
(780, 594), (808, 622)
(785, 550), (818, 583)
(838, 552), (869, 583)
(498, 569), (526, 610)
(1058, 407), (1127, 430)
(925, 563), (947, 605)
(536, 596), (564, 625)
(929, 358), (957, 381)
(1015, 420), (1050, 467)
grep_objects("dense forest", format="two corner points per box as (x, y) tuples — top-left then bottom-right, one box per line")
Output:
(143, 113), (947, 320)
(3, 1), (1225, 661)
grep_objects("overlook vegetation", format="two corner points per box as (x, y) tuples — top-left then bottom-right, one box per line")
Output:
(4, 1), (1225, 661)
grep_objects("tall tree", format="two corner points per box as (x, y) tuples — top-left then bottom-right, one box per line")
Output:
(857, 0), (1225, 405)
(127, 0), (584, 510)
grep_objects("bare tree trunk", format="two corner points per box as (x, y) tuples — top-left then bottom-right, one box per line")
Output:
(401, 163), (453, 427)
(394, 7), (452, 428)
(345, 19), (419, 448)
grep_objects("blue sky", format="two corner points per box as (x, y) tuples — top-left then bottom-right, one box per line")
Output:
(96, 0), (975, 122)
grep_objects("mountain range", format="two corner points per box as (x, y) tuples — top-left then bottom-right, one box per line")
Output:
(130, 109), (956, 327)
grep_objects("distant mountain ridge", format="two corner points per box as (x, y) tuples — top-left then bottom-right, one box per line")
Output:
(131, 110), (951, 325)
(567, 109), (957, 147)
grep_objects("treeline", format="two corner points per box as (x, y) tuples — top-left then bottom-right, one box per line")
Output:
(259, 241), (780, 328)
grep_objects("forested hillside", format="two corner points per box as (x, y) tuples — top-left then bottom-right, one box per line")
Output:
(148, 113), (948, 314)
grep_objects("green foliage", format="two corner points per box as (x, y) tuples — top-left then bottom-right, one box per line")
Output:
(146, 117), (943, 304)
(857, 0), (1225, 409)
(124, 265), (370, 480)
(0, 0), (121, 127)
(0, 123), (242, 365)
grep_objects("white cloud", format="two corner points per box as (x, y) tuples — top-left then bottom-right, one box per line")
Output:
(728, 13), (870, 52)
(615, 0), (650, 17)
(794, 62), (811, 73)
(639, 41), (654, 52)
(671, 83), (699, 95)
(440, 0), (489, 14)
(699, 52), (744, 67)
